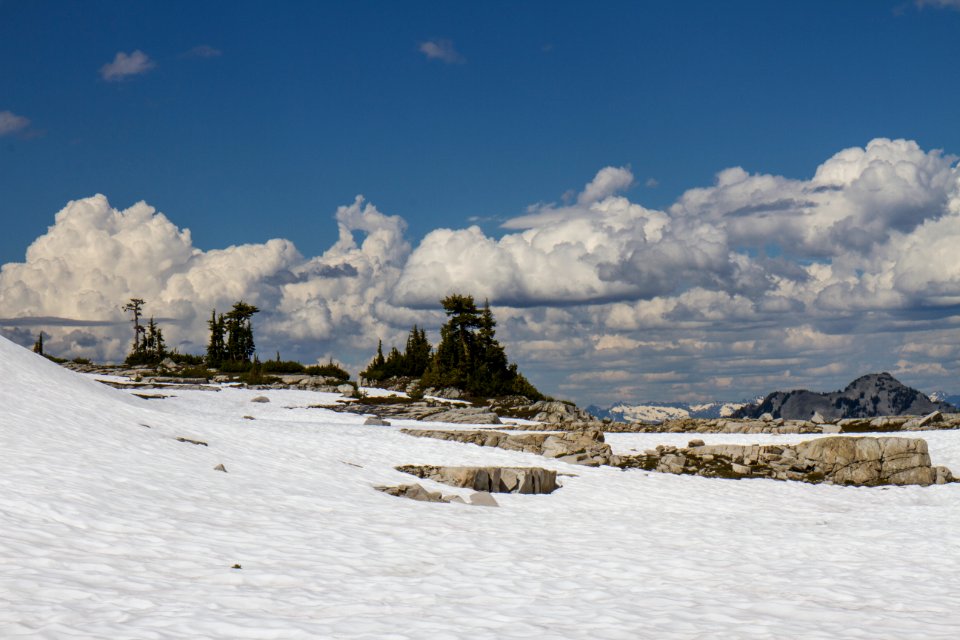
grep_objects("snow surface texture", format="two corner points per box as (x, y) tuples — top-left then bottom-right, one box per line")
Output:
(2, 335), (960, 639)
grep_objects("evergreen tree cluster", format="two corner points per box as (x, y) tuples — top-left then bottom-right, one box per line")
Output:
(123, 298), (168, 366)
(361, 294), (544, 400)
(206, 302), (259, 367)
(360, 325), (431, 381)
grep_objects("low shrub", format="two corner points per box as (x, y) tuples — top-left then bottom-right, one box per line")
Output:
(304, 362), (350, 381)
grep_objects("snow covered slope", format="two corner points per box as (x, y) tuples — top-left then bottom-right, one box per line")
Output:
(589, 401), (745, 423)
(3, 335), (960, 639)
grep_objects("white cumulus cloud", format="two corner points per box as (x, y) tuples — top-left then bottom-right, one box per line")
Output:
(100, 50), (155, 81)
(4, 137), (960, 405)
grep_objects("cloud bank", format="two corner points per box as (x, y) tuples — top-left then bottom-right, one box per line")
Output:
(3, 138), (960, 405)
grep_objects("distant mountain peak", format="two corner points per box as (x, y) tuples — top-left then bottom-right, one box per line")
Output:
(589, 400), (746, 424)
(736, 372), (955, 420)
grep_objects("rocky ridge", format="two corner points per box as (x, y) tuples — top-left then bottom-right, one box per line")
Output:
(619, 436), (954, 486)
(400, 427), (617, 466)
(736, 372), (955, 421)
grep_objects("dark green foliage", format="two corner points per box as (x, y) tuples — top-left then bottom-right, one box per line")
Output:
(419, 294), (544, 400)
(206, 301), (259, 366)
(32, 332), (44, 355)
(173, 366), (214, 380)
(143, 318), (166, 358)
(239, 357), (280, 385)
(225, 301), (259, 363)
(361, 325), (433, 381)
(123, 298), (145, 354)
(261, 360), (306, 374)
(217, 360), (254, 373)
(405, 326), (431, 375)
(71, 357), (92, 365)
(206, 309), (227, 366)
(124, 302), (168, 366)
(304, 361), (351, 381)
(215, 356), (350, 380)
(43, 354), (68, 364)
(168, 351), (205, 366)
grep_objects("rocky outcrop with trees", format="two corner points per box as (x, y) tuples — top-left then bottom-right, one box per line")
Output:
(360, 294), (544, 401)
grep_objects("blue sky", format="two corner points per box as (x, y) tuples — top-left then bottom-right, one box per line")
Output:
(4, 0), (959, 260)
(3, 1), (960, 405)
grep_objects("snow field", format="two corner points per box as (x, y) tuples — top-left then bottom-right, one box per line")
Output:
(2, 336), (960, 639)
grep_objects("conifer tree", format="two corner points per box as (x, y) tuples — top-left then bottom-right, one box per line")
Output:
(360, 327), (433, 381)
(206, 309), (226, 366)
(32, 332), (44, 355)
(224, 301), (259, 363)
(144, 317), (166, 361)
(405, 325), (431, 375)
(420, 294), (543, 400)
(123, 298), (145, 354)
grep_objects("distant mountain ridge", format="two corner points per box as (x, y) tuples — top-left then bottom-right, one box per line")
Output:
(735, 372), (956, 421)
(929, 391), (960, 407)
(587, 401), (746, 424)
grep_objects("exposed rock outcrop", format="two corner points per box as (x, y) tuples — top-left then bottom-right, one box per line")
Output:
(375, 483), (463, 503)
(332, 400), (502, 425)
(527, 400), (595, 424)
(736, 373), (955, 421)
(374, 483), (500, 507)
(396, 465), (558, 494)
(400, 427), (616, 466)
(585, 412), (960, 434)
(619, 436), (955, 486)
(420, 407), (501, 424)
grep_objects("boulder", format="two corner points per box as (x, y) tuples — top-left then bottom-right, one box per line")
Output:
(422, 387), (464, 400)
(420, 407), (502, 425)
(363, 416), (391, 426)
(469, 492), (499, 507)
(375, 483), (449, 503)
(526, 400), (596, 424)
(904, 411), (944, 430)
(250, 396), (270, 403)
(396, 465), (559, 494)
